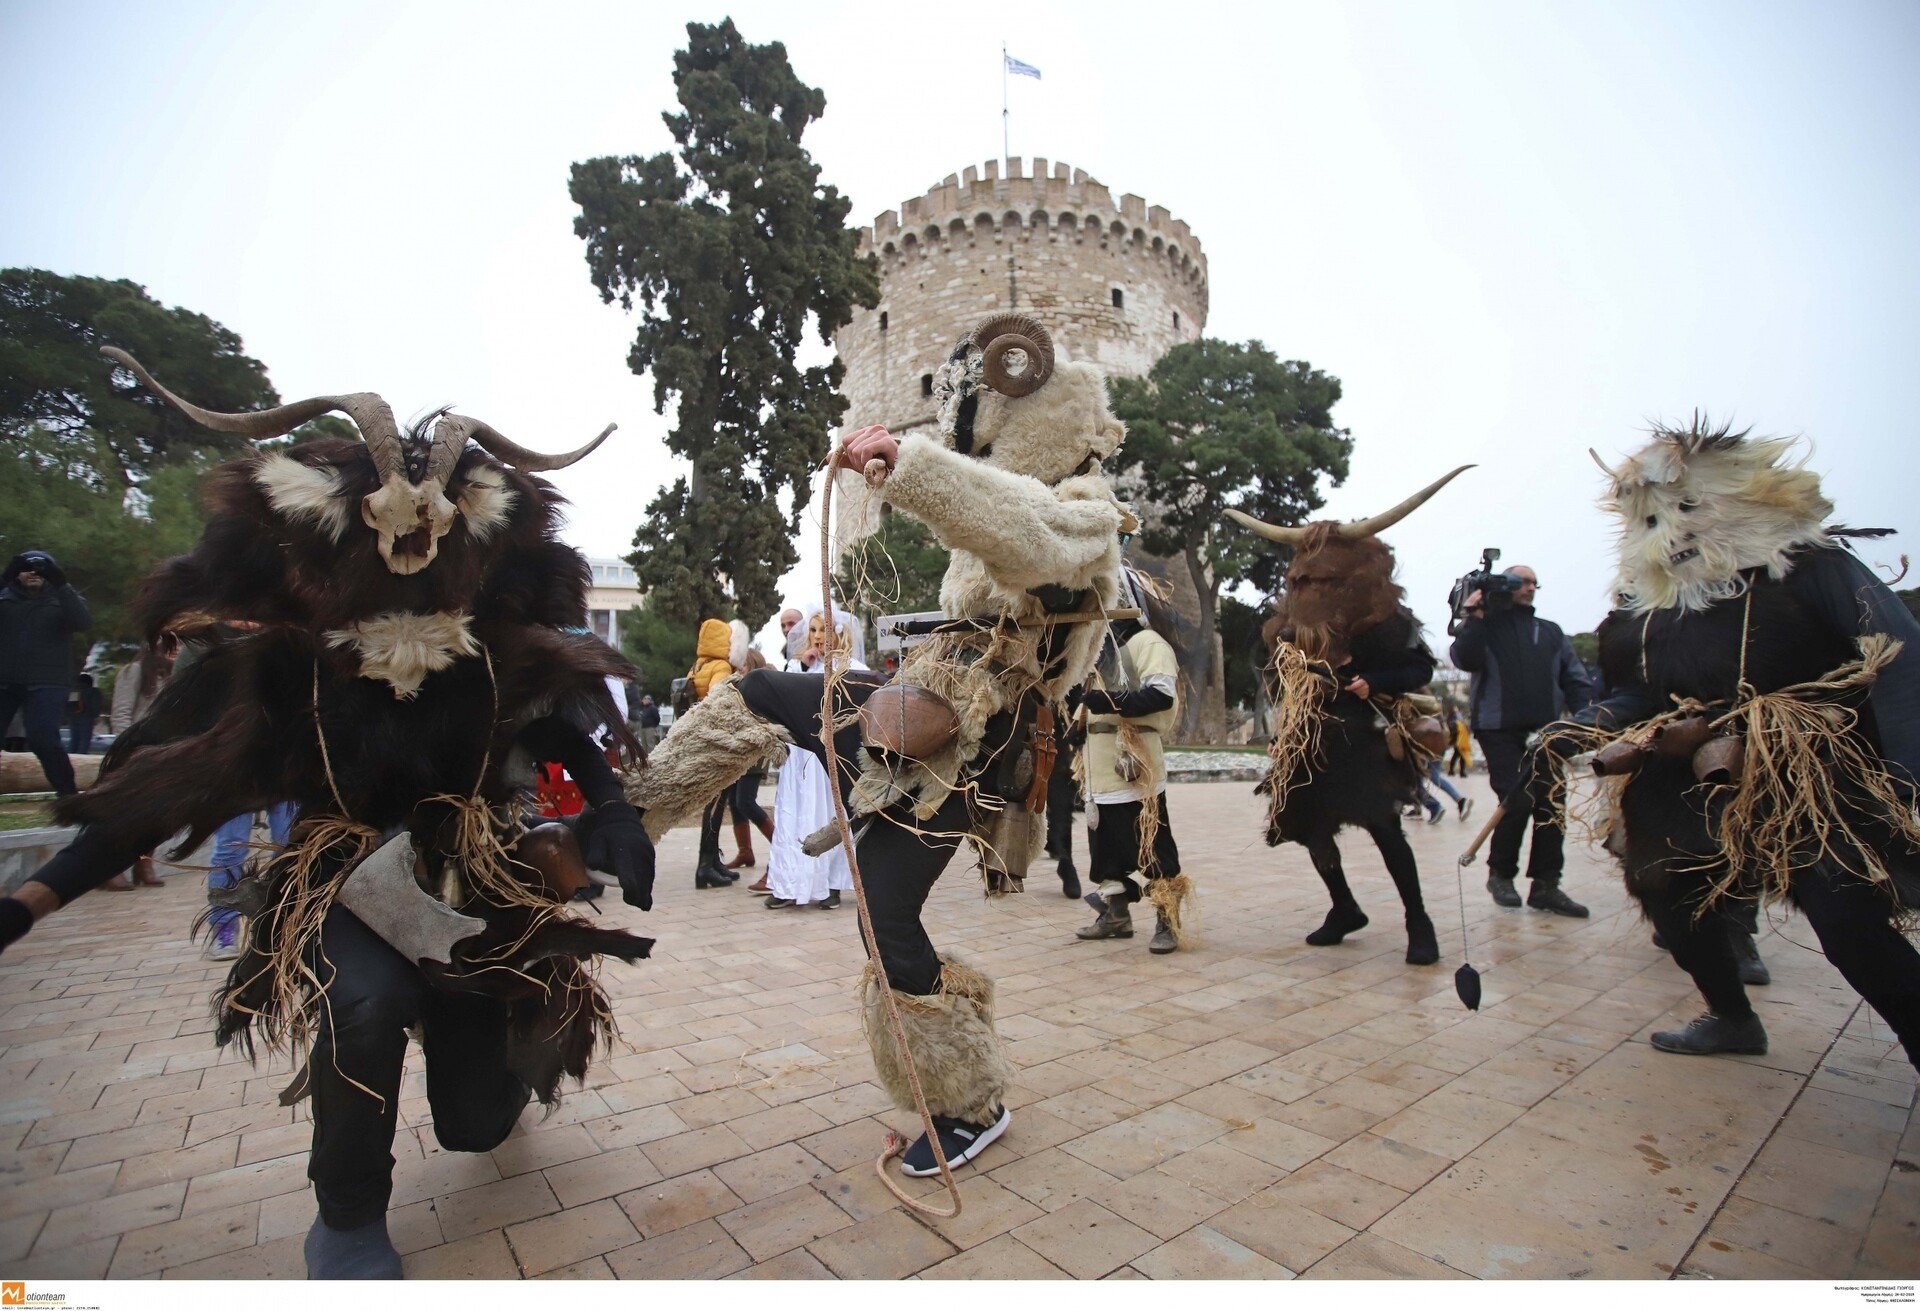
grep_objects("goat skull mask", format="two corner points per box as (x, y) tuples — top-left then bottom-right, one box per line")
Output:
(102, 347), (613, 576)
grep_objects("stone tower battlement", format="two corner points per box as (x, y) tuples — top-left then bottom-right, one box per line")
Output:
(834, 158), (1209, 433)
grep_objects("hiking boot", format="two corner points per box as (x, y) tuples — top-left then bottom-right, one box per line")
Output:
(1527, 881), (1589, 918)
(1650, 1012), (1768, 1056)
(1405, 912), (1439, 966)
(1058, 863), (1082, 900)
(304, 1215), (401, 1280)
(1149, 910), (1177, 955)
(1076, 900), (1133, 940)
(1305, 901), (1368, 946)
(1486, 875), (1522, 908)
(900, 1106), (1011, 1176)
(1734, 932), (1771, 987)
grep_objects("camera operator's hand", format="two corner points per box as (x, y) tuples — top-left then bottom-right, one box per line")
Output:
(1461, 589), (1484, 616)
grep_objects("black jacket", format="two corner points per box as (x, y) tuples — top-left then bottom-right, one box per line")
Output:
(1450, 604), (1592, 732)
(0, 583), (92, 687)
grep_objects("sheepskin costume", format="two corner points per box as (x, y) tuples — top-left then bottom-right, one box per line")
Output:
(861, 956), (1013, 1124)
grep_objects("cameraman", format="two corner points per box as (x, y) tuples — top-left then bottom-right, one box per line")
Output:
(1449, 565), (1594, 916)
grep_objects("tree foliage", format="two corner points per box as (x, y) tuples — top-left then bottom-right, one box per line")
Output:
(1108, 339), (1353, 740)
(1, 269), (278, 487)
(617, 601), (702, 695)
(570, 19), (878, 630)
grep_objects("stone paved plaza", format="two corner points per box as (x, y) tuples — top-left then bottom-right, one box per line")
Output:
(1, 775), (1915, 1281)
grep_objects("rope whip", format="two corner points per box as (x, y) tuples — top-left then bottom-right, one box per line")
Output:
(816, 446), (964, 1219)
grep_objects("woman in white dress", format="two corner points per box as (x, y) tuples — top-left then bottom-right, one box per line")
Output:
(764, 606), (865, 909)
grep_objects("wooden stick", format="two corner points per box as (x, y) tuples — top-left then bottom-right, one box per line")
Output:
(1457, 803), (1506, 867)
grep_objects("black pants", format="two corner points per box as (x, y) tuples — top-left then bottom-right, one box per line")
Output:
(307, 908), (530, 1228)
(738, 668), (973, 996)
(1641, 866), (1920, 1073)
(1478, 725), (1564, 882)
(68, 715), (97, 755)
(1087, 796), (1180, 903)
(696, 795), (727, 867)
(1045, 745), (1077, 872)
(726, 771), (768, 827)
(0, 684), (77, 796)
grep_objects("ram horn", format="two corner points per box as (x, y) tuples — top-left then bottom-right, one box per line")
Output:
(973, 314), (1054, 397)
(1588, 447), (1621, 481)
(428, 413), (617, 477)
(100, 346), (404, 484)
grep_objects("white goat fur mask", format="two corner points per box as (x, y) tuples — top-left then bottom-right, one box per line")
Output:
(1596, 419), (1832, 614)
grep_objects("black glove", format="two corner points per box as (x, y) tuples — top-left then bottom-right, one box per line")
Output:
(0, 899), (33, 953)
(580, 800), (654, 911)
(1065, 684), (1086, 714)
(1081, 688), (1118, 716)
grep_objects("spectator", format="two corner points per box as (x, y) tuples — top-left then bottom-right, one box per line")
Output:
(763, 607), (862, 909)
(634, 694), (662, 753)
(0, 551), (90, 797)
(1445, 708), (1473, 777)
(1449, 564), (1594, 915)
(204, 804), (297, 960)
(689, 617), (742, 889)
(68, 673), (104, 754)
(724, 650), (776, 872)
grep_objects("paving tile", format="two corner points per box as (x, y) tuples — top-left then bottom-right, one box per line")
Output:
(490, 1123), (600, 1177)
(642, 1123), (753, 1177)
(716, 1182), (855, 1261)
(921, 1232), (1072, 1279)
(505, 1197), (641, 1277)
(1133, 1224), (1296, 1279)
(1090, 1167), (1230, 1240)
(1322, 1131), (1453, 1192)
(617, 1168), (744, 1237)
(990, 1146), (1121, 1212)
(435, 1171), (561, 1241)
(1011, 1197), (1159, 1279)
(606, 1217), (752, 1278)
(1299, 1231), (1475, 1279)
(725, 1245), (834, 1278)
(402, 1229), (523, 1279)
(711, 1141), (830, 1204)
(1209, 1188), (1356, 1271)
(36, 1179), (186, 1247)
(181, 1152), (308, 1214)
(1266, 1157), (1410, 1229)
(161, 1232), (305, 1279)
(109, 1201), (260, 1277)
(808, 1207), (957, 1278)
(543, 1144), (663, 1207)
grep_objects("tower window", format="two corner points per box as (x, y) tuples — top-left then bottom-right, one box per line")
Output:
(1173, 310), (1181, 331)
(1111, 288), (1124, 309)
(921, 374), (934, 398)
(879, 311), (888, 331)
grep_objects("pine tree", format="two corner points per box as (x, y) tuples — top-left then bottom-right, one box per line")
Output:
(570, 19), (878, 628)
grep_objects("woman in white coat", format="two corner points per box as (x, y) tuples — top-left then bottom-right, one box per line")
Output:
(764, 606), (865, 909)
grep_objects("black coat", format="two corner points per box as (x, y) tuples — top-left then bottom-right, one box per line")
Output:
(1451, 605), (1592, 732)
(0, 583), (91, 686)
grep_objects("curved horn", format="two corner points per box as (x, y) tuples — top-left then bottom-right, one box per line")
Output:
(973, 314), (1054, 397)
(432, 414), (617, 474)
(1223, 507), (1309, 546)
(100, 346), (403, 484)
(1588, 447), (1620, 481)
(1337, 464), (1475, 539)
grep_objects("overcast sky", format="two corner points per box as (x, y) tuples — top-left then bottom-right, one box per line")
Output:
(5, 0), (1916, 653)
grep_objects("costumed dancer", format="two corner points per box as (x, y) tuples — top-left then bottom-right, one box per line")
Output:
(1073, 577), (1188, 954)
(626, 314), (1132, 1176)
(0, 352), (656, 1278)
(1549, 419), (1920, 1064)
(764, 605), (865, 909)
(1228, 471), (1472, 966)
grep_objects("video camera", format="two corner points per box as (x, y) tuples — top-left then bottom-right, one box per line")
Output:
(1447, 548), (1524, 634)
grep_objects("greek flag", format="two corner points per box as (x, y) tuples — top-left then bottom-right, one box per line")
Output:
(1005, 54), (1041, 80)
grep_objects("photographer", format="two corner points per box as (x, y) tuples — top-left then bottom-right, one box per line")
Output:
(1449, 563), (1595, 915)
(0, 551), (91, 797)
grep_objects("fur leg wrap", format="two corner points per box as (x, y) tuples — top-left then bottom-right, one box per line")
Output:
(859, 956), (1012, 1124)
(1148, 874), (1197, 947)
(622, 682), (789, 841)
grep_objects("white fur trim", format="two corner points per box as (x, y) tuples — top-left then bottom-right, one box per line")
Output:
(325, 610), (479, 699)
(622, 681), (790, 840)
(456, 467), (517, 542)
(254, 453), (352, 543)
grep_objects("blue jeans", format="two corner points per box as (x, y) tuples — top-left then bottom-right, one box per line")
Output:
(208, 802), (298, 932)
(1425, 759), (1464, 806)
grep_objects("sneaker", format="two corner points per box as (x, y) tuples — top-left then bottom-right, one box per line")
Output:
(205, 921), (241, 962)
(764, 896), (795, 909)
(1425, 806), (1444, 825)
(818, 890), (841, 909)
(1457, 796), (1474, 821)
(899, 1106), (1012, 1176)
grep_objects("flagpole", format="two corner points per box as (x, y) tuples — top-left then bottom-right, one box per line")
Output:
(1001, 41), (1009, 163)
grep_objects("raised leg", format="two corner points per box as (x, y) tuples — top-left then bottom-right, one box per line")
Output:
(1303, 833), (1368, 946)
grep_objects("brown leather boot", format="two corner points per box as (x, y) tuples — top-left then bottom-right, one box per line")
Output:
(722, 822), (755, 869)
(132, 856), (163, 887)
